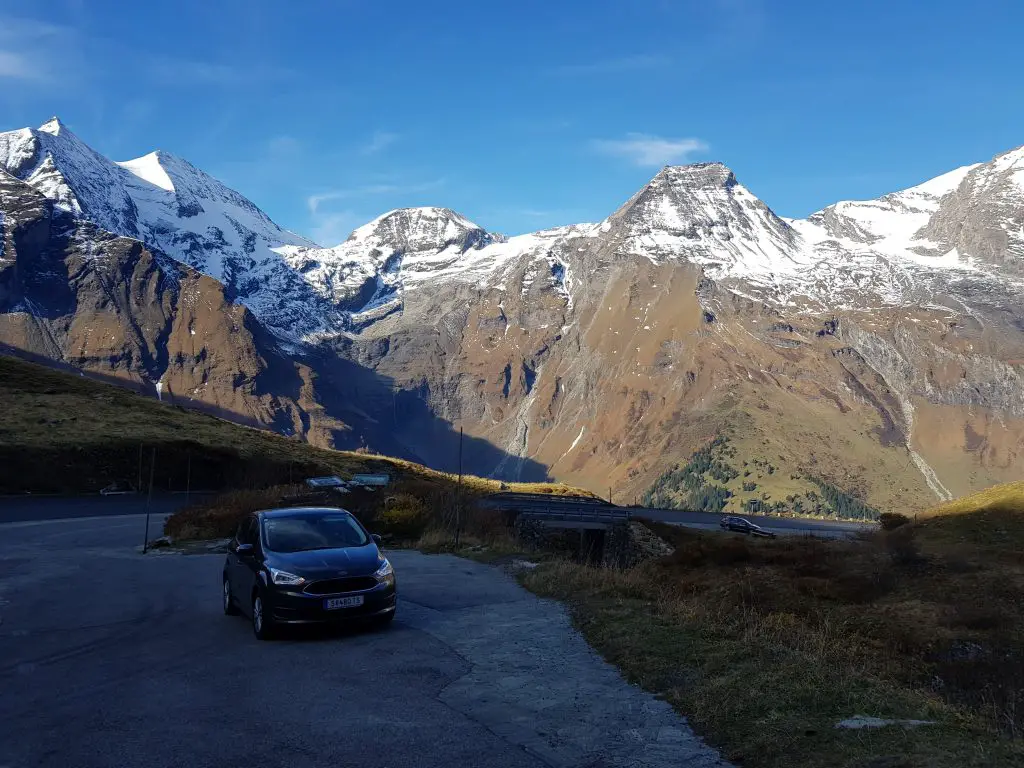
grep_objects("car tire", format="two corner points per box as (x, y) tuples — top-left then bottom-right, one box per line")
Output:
(252, 591), (276, 640)
(223, 575), (239, 615)
(372, 610), (396, 630)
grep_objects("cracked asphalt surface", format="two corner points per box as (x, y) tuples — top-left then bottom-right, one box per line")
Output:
(0, 513), (728, 768)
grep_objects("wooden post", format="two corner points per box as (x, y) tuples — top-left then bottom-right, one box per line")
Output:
(454, 427), (464, 547)
(142, 447), (156, 553)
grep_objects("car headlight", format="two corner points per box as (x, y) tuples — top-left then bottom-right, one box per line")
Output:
(269, 568), (306, 586)
(374, 558), (395, 585)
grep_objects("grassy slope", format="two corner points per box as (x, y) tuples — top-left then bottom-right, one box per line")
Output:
(520, 483), (1024, 768)
(645, 432), (882, 521)
(644, 385), (939, 518)
(0, 354), (588, 500)
(916, 481), (1024, 549)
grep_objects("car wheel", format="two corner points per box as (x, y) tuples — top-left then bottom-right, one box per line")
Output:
(372, 610), (396, 630)
(252, 591), (276, 640)
(223, 576), (239, 615)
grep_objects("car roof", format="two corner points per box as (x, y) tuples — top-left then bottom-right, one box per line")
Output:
(258, 506), (353, 519)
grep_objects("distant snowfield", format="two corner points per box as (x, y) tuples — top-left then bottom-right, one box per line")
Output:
(117, 152), (176, 192)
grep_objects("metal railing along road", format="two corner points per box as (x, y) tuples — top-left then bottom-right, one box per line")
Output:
(480, 492), (632, 523)
(517, 507), (633, 523)
(480, 492), (613, 508)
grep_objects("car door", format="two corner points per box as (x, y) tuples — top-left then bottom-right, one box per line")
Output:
(231, 516), (259, 607)
(226, 519), (244, 601)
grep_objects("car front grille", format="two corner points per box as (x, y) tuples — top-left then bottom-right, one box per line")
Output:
(304, 576), (377, 595)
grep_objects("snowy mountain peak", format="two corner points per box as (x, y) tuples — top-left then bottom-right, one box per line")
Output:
(344, 206), (497, 253)
(38, 116), (68, 136)
(0, 118), (323, 339)
(652, 162), (736, 191)
(971, 144), (1024, 195)
(609, 158), (792, 250)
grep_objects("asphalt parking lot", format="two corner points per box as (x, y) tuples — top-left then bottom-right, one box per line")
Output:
(0, 513), (728, 768)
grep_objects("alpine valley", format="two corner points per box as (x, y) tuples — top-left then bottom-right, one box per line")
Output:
(2, 117), (1023, 516)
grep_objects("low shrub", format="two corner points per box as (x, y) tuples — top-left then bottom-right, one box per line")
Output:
(885, 526), (926, 566)
(879, 511), (912, 530)
(164, 485), (299, 539)
(372, 493), (428, 539)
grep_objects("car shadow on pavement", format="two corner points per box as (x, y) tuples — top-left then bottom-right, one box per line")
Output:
(239, 619), (403, 644)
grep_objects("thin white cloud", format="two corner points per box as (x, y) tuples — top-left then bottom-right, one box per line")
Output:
(591, 133), (708, 167)
(307, 178), (446, 214)
(360, 130), (400, 155)
(0, 50), (40, 80)
(0, 16), (76, 82)
(148, 56), (293, 86)
(310, 210), (368, 246)
(266, 135), (302, 155)
(553, 54), (669, 76)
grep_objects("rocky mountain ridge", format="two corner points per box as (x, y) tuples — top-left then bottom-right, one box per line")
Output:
(2, 117), (1022, 515)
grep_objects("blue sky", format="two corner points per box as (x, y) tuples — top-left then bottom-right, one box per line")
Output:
(1, 0), (1022, 244)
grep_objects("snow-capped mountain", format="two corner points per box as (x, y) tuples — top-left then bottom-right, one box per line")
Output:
(277, 150), (1024, 328)
(919, 145), (1024, 275)
(3, 117), (1021, 343)
(605, 162), (803, 276)
(0, 118), (343, 340)
(3, 116), (1024, 515)
(281, 208), (593, 331)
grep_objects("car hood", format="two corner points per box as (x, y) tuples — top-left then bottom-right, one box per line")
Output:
(267, 544), (382, 578)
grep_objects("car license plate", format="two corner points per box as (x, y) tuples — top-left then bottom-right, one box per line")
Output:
(324, 595), (364, 610)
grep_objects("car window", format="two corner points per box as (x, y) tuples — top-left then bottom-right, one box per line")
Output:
(238, 517), (257, 545)
(263, 512), (369, 553)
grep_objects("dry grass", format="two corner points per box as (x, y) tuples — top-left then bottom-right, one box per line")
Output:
(921, 481), (1024, 520)
(163, 466), (566, 547)
(164, 485), (305, 539)
(519, 485), (1024, 768)
(0, 354), (591, 506)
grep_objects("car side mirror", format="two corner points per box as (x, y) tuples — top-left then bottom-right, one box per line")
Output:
(236, 543), (254, 556)
(371, 534), (383, 546)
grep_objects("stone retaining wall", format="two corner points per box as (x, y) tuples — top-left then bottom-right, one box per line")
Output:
(513, 517), (674, 568)
(603, 522), (675, 568)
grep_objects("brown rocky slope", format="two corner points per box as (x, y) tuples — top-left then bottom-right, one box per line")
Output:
(2, 120), (1022, 518)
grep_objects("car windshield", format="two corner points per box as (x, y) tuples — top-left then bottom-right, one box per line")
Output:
(263, 512), (368, 553)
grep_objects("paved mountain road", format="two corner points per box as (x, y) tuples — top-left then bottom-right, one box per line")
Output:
(0, 514), (729, 768)
(636, 508), (872, 538)
(0, 494), (207, 524)
(0, 494), (872, 539)
(482, 493), (874, 538)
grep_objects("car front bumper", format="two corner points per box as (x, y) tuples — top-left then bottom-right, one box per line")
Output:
(267, 583), (397, 624)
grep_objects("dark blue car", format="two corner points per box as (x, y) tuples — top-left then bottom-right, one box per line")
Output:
(223, 507), (397, 639)
(719, 515), (777, 538)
